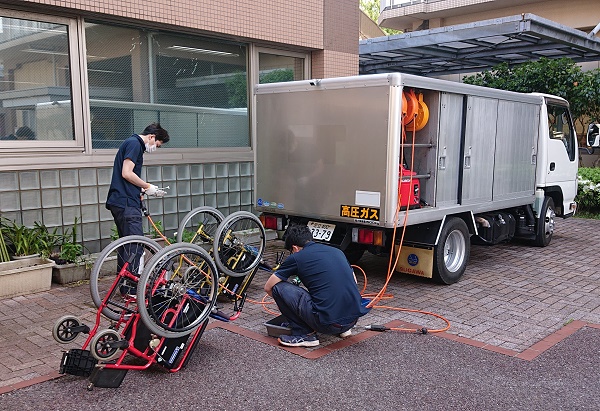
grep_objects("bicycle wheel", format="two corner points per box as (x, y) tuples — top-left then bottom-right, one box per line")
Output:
(137, 243), (219, 338)
(213, 211), (266, 277)
(90, 235), (162, 321)
(176, 206), (225, 251)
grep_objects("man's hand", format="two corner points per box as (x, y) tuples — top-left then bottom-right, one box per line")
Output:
(144, 184), (166, 197)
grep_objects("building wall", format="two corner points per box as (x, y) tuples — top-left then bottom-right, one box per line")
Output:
(0, 1), (360, 254)
(436, 0), (600, 32)
(22, 0), (325, 49)
(381, 0), (600, 34)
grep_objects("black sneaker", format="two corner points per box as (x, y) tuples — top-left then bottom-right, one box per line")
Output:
(278, 333), (319, 347)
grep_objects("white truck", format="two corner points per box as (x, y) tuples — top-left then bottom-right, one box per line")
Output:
(254, 73), (579, 284)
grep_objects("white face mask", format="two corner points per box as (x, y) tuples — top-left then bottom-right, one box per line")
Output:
(145, 142), (157, 153)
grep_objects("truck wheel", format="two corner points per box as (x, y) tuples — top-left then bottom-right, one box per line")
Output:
(433, 217), (470, 284)
(535, 197), (555, 247)
(343, 244), (365, 265)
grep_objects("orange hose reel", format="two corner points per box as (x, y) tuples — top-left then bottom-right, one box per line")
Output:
(402, 89), (429, 131)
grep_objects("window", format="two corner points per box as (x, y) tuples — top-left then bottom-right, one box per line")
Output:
(547, 103), (576, 161)
(85, 22), (249, 149)
(258, 52), (305, 84)
(0, 11), (81, 149)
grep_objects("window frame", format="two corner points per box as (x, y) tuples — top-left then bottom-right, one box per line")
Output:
(249, 46), (310, 152)
(0, 8), (86, 154)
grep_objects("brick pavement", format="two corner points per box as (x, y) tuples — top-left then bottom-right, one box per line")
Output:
(1, 217), (599, 392)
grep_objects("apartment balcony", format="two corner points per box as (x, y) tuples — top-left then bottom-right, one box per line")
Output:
(379, 0), (551, 32)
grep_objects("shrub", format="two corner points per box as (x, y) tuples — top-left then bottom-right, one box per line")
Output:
(576, 167), (600, 212)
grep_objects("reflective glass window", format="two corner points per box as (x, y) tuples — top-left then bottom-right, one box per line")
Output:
(85, 22), (249, 149)
(0, 15), (74, 143)
(258, 52), (304, 84)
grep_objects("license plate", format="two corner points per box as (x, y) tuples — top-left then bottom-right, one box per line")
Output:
(307, 221), (336, 242)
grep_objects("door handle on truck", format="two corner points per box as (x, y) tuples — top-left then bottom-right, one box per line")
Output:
(439, 147), (447, 170)
(550, 162), (555, 171)
(464, 146), (472, 169)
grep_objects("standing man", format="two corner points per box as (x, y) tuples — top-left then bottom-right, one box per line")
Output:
(264, 225), (370, 347)
(106, 122), (169, 284)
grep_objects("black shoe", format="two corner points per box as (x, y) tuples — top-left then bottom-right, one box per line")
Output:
(278, 333), (319, 347)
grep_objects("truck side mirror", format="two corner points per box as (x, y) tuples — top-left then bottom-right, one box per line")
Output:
(587, 123), (600, 147)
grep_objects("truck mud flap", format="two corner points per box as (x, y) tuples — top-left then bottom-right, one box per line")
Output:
(394, 243), (434, 278)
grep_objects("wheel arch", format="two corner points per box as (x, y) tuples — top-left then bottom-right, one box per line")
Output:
(435, 212), (476, 245)
(541, 186), (564, 216)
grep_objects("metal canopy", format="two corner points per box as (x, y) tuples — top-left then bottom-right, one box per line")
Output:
(359, 14), (600, 76)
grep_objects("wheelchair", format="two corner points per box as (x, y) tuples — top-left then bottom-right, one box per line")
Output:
(53, 209), (268, 389)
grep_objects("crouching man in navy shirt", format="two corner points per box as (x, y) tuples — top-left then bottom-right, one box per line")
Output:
(264, 225), (370, 347)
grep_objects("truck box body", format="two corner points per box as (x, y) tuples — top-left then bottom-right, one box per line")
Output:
(254, 73), (578, 283)
(256, 74), (546, 227)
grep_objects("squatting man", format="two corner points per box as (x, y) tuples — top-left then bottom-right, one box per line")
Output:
(264, 225), (370, 347)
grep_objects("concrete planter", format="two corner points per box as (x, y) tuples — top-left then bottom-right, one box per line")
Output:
(52, 262), (92, 285)
(0, 257), (55, 299)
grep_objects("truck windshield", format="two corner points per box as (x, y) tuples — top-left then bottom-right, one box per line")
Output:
(547, 104), (576, 161)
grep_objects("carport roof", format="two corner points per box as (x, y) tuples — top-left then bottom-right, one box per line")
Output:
(359, 13), (600, 76)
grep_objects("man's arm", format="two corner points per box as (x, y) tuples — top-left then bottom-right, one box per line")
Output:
(122, 158), (148, 189)
(264, 273), (282, 297)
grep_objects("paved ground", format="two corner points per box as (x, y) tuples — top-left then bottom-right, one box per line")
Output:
(0, 217), (599, 409)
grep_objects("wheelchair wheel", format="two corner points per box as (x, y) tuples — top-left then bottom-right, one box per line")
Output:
(53, 315), (83, 344)
(176, 206), (225, 251)
(90, 236), (162, 321)
(90, 329), (122, 361)
(137, 243), (219, 339)
(213, 211), (266, 277)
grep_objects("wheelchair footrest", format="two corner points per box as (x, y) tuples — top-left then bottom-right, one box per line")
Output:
(60, 349), (97, 377)
(89, 366), (128, 388)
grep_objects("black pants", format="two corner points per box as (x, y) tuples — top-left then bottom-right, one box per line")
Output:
(108, 204), (144, 276)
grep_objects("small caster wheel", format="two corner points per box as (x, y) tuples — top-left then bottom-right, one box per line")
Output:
(87, 382), (94, 391)
(90, 329), (122, 361)
(53, 315), (83, 344)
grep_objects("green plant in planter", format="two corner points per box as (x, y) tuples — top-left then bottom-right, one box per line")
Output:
(0, 218), (10, 262)
(58, 241), (84, 265)
(176, 229), (195, 243)
(34, 222), (62, 259)
(110, 224), (119, 241)
(146, 220), (164, 239)
(56, 217), (87, 265)
(4, 220), (41, 257)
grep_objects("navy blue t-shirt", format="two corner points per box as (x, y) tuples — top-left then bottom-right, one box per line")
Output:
(275, 242), (370, 325)
(106, 134), (145, 209)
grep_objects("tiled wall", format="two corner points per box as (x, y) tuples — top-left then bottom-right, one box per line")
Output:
(22, 0), (325, 49)
(0, 162), (254, 254)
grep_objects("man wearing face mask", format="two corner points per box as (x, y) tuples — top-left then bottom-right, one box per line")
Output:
(105, 123), (170, 290)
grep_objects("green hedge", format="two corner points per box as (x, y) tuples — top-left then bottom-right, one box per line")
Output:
(576, 167), (600, 212)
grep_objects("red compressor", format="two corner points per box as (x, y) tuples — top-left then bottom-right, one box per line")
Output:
(399, 166), (420, 210)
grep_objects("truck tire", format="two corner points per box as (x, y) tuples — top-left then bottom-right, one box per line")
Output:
(534, 197), (555, 247)
(432, 217), (470, 284)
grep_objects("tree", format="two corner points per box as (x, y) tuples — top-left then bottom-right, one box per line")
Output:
(225, 69), (295, 108)
(360, 0), (402, 36)
(463, 58), (600, 143)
